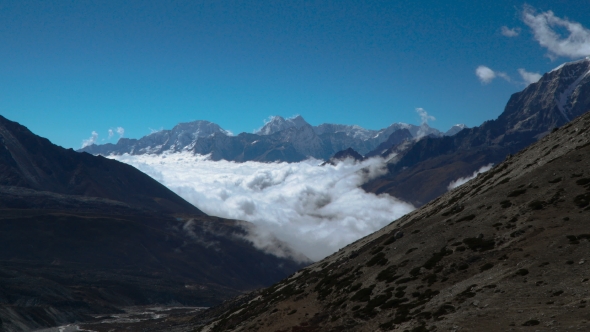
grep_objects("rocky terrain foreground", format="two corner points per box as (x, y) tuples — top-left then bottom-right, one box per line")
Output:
(191, 110), (590, 331)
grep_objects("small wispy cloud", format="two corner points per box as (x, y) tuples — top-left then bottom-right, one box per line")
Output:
(501, 26), (521, 37)
(522, 6), (590, 59)
(81, 131), (98, 148)
(447, 164), (494, 190)
(415, 108), (435, 125)
(108, 127), (125, 140)
(518, 68), (542, 85)
(475, 65), (511, 84)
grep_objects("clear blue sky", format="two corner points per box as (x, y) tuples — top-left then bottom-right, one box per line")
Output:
(1, 0), (589, 148)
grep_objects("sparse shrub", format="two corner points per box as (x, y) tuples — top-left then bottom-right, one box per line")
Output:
(376, 266), (399, 283)
(349, 283), (362, 292)
(500, 200), (512, 208)
(480, 263), (494, 272)
(380, 297), (409, 309)
(462, 237), (495, 251)
(366, 252), (388, 267)
(528, 200), (545, 210)
(455, 214), (476, 223)
(548, 177), (562, 183)
(574, 193), (590, 208)
(433, 304), (455, 319)
(566, 260), (574, 265)
(553, 290), (564, 296)
(383, 236), (397, 245)
(457, 262), (469, 270)
(455, 284), (477, 303)
(442, 204), (464, 216)
(422, 247), (452, 270)
(379, 320), (395, 329)
(507, 189), (527, 197)
(422, 274), (437, 286)
(395, 277), (414, 284)
(522, 319), (540, 326)
(576, 178), (590, 186)
(370, 246), (384, 255)
(455, 246), (466, 252)
(406, 248), (418, 254)
(510, 229), (526, 237)
(351, 286), (374, 302)
(515, 268), (528, 276)
(410, 267), (421, 277)
(410, 325), (429, 332)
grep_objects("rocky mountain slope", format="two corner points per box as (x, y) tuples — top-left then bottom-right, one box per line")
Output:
(0, 115), (203, 216)
(365, 57), (590, 207)
(79, 115), (452, 162)
(190, 104), (590, 332)
(0, 116), (308, 331)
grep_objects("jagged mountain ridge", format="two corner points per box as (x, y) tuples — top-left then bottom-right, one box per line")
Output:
(80, 115), (458, 162)
(365, 57), (590, 206)
(0, 115), (203, 215)
(190, 101), (590, 332)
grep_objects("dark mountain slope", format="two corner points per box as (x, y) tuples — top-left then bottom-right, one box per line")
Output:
(365, 58), (590, 206)
(0, 115), (203, 215)
(0, 116), (308, 331)
(191, 109), (590, 331)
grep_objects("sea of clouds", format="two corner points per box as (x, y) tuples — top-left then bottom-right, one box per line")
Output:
(110, 152), (415, 261)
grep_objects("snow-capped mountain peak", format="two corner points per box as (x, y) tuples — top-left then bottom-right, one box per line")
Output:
(255, 115), (311, 135)
(444, 124), (468, 136)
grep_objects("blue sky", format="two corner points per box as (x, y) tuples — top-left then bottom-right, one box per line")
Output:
(1, 1), (589, 149)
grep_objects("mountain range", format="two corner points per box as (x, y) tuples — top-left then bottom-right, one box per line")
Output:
(79, 115), (460, 162)
(67, 56), (590, 332)
(3, 57), (590, 331)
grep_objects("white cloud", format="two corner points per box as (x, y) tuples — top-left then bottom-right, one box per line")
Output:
(476, 66), (496, 84)
(518, 68), (542, 85)
(447, 164), (493, 190)
(523, 7), (590, 59)
(108, 129), (114, 139)
(415, 108), (435, 125)
(116, 127), (125, 138)
(81, 131), (98, 148)
(110, 152), (415, 261)
(475, 65), (511, 84)
(501, 26), (521, 37)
